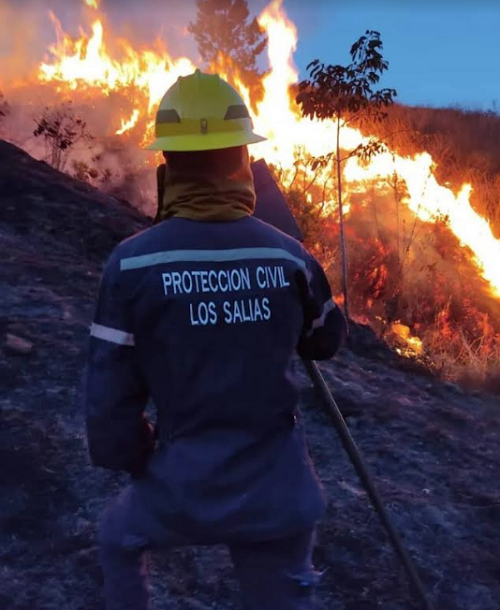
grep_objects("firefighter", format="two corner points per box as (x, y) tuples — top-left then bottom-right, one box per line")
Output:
(85, 69), (347, 610)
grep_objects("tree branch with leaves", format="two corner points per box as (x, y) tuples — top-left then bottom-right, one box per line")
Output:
(297, 30), (397, 320)
(33, 102), (93, 172)
(188, 0), (267, 89)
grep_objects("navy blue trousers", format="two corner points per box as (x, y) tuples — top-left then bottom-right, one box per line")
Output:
(98, 485), (321, 610)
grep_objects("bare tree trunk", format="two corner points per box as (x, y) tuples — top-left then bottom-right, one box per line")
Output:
(392, 160), (401, 264)
(336, 118), (349, 320)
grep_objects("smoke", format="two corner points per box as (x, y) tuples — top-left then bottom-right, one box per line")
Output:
(0, 1), (51, 83)
(1, 93), (158, 216)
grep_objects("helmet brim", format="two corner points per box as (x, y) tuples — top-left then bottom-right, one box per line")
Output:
(146, 131), (267, 152)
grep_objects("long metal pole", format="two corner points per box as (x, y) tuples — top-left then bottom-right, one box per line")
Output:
(303, 359), (435, 610)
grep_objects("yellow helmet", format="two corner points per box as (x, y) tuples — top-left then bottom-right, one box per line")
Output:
(146, 69), (266, 152)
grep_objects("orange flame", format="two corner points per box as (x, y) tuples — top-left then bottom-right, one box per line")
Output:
(29, 0), (500, 298)
(116, 108), (140, 135)
(344, 152), (500, 296)
(38, 3), (195, 131)
(391, 323), (424, 355)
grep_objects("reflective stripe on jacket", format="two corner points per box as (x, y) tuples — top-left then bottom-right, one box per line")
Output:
(85, 216), (346, 541)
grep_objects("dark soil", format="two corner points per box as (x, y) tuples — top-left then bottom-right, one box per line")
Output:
(1, 140), (499, 610)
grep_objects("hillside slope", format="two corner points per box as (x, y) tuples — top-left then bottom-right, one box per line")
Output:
(1, 140), (499, 610)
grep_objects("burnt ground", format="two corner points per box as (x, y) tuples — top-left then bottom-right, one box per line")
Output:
(1, 139), (499, 610)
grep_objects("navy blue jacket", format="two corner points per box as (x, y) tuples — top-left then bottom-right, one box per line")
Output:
(86, 216), (346, 541)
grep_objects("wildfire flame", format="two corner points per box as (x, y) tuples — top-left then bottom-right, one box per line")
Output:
(39, 10), (195, 114)
(344, 153), (500, 297)
(11, 0), (500, 301)
(391, 323), (424, 356)
(116, 108), (140, 135)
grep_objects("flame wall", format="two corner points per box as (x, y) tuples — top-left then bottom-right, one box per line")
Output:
(1, 0), (500, 380)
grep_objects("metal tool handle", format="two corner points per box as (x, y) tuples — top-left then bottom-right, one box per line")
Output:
(303, 359), (435, 610)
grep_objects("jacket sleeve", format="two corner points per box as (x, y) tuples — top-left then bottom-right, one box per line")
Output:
(85, 249), (153, 473)
(296, 252), (348, 360)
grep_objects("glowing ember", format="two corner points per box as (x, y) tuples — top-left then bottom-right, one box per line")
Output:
(407, 336), (424, 353)
(391, 323), (424, 355)
(84, 0), (99, 8)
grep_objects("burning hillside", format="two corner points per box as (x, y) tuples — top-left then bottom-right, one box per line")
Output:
(2, 137), (500, 610)
(1, 0), (500, 387)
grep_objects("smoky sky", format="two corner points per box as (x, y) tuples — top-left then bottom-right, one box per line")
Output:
(1, 0), (499, 110)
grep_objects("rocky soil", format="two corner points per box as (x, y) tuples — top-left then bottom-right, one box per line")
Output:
(1, 140), (499, 610)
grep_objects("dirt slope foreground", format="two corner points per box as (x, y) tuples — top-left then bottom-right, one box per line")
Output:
(1, 139), (499, 610)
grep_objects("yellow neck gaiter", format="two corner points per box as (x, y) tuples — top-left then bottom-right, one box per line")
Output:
(158, 146), (256, 222)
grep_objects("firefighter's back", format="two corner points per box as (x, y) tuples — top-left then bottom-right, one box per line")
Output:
(113, 215), (326, 541)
